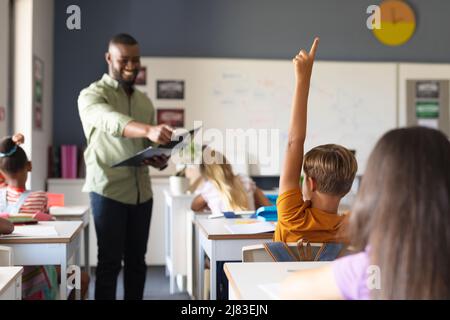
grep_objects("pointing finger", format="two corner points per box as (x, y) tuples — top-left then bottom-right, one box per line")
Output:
(309, 37), (320, 59)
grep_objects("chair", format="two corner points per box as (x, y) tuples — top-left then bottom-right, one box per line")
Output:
(0, 245), (13, 266)
(242, 241), (348, 262)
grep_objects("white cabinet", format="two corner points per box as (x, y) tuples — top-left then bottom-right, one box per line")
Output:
(163, 190), (195, 293)
(47, 177), (169, 266)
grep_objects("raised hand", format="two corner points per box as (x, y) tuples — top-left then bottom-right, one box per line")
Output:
(293, 37), (319, 83)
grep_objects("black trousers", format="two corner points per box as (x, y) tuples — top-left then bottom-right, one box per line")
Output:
(90, 192), (152, 300)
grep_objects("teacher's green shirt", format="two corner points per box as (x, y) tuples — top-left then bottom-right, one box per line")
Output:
(78, 74), (156, 204)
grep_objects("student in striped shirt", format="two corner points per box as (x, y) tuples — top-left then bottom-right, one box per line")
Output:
(0, 135), (59, 300)
(0, 135), (90, 300)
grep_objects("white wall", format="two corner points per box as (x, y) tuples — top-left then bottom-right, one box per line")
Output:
(13, 0), (33, 163)
(0, 0), (9, 137)
(13, 0), (54, 190)
(31, 0), (54, 190)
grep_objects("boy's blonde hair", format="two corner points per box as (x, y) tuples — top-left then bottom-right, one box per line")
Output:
(303, 144), (357, 197)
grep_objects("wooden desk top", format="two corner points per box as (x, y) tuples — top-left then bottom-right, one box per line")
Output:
(0, 221), (83, 244)
(195, 216), (274, 240)
(224, 261), (330, 299)
(0, 267), (23, 296)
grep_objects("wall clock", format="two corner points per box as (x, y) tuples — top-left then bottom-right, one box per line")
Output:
(372, 0), (416, 46)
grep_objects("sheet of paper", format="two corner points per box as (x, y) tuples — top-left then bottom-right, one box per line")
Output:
(49, 206), (87, 215)
(258, 282), (281, 299)
(208, 213), (224, 219)
(7, 225), (58, 237)
(225, 221), (275, 234)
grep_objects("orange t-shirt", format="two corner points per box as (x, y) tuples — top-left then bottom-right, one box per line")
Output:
(274, 188), (348, 243)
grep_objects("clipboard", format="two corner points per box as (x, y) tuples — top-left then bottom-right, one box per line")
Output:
(112, 127), (201, 168)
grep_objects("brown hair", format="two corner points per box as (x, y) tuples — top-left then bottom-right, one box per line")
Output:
(0, 137), (28, 174)
(349, 126), (450, 299)
(303, 144), (357, 197)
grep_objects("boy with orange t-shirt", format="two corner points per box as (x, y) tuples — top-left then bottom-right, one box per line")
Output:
(275, 38), (357, 243)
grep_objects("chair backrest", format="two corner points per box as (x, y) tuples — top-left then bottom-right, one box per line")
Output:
(315, 242), (346, 261)
(242, 242), (324, 262)
(242, 241), (349, 262)
(0, 246), (12, 266)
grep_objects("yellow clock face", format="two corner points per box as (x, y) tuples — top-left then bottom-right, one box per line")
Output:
(373, 0), (416, 46)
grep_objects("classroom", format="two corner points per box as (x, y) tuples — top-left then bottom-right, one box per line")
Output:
(0, 0), (450, 305)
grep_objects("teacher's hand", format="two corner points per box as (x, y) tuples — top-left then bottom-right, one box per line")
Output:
(146, 125), (174, 145)
(142, 154), (170, 169)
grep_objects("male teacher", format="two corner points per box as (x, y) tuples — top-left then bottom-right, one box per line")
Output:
(78, 33), (173, 300)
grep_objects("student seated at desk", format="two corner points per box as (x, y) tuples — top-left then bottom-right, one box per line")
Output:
(275, 38), (357, 243)
(281, 126), (450, 300)
(191, 148), (271, 213)
(0, 135), (89, 299)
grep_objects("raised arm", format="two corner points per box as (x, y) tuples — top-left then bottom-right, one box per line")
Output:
(279, 38), (319, 195)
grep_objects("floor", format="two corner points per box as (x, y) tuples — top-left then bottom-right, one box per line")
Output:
(87, 266), (191, 300)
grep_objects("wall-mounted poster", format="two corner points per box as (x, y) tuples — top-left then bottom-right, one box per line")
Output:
(416, 81), (440, 99)
(135, 67), (147, 85)
(33, 56), (44, 130)
(157, 80), (185, 100)
(157, 108), (185, 128)
(416, 101), (439, 129)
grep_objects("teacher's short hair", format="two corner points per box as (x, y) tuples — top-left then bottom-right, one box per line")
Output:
(109, 33), (138, 46)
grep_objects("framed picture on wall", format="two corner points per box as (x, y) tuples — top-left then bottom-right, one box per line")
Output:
(416, 81), (440, 99)
(156, 80), (185, 100)
(33, 56), (44, 130)
(157, 108), (185, 128)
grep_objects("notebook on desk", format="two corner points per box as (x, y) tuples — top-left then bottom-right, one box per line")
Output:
(225, 220), (275, 234)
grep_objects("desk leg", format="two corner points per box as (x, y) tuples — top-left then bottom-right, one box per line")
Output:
(198, 240), (205, 300)
(60, 249), (67, 300)
(84, 225), (90, 277)
(169, 271), (176, 294)
(209, 247), (216, 300)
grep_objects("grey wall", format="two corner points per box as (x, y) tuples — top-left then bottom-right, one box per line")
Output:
(53, 0), (450, 146)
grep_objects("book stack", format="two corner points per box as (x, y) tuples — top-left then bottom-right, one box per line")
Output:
(60, 145), (78, 179)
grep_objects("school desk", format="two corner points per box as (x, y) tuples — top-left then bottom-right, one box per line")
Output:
(49, 206), (90, 276)
(0, 221), (83, 300)
(195, 216), (274, 300)
(0, 267), (23, 300)
(224, 261), (330, 300)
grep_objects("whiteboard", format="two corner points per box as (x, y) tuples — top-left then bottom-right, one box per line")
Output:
(140, 58), (398, 176)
